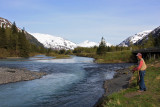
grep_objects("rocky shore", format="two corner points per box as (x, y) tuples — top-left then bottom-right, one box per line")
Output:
(0, 67), (47, 85)
(94, 67), (133, 107)
(103, 68), (133, 96)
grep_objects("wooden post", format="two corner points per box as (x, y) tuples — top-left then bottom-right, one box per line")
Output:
(154, 54), (156, 60)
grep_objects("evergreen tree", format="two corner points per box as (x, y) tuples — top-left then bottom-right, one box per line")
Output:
(0, 25), (9, 49)
(143, 34), (155, 48)
(4, 27), (11, 49)
(59, 49), (66, 54)
(155, 35), (160, 47)
(0, 21), (47, 57)
(97, 37), (106, 55)
(18, 29), (29, 57)
(10, 22), (19, 51)
(11, 21), (18, 34)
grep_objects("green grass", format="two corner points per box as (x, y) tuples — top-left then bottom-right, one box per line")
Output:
(46, 52), (71, 59)
(95, 50), (133, 63)
(75, 50), (134, 63)
(98, 60), (160, 107)
(53, 54), (71, 59)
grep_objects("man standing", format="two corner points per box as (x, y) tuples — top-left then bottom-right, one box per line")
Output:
(133, 53), (147, 92)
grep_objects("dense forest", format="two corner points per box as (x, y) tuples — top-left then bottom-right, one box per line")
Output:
(0, 22), (46, 57)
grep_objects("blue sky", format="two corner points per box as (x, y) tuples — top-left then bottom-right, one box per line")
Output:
(0, 0), (160, 45)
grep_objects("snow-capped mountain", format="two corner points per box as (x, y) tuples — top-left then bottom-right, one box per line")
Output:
(136, 26), (160, 45)
(104, 41), (112, 47)
(77, 40), (99, 47)
(77, 40), (111, 48)
(31, 33), (112, 50)
(0, 17), (12, 28)
(119, 30), (152, 47)
(31, 33), (77, 50)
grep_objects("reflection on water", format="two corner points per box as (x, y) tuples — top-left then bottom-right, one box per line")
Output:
(0, 55), (132, 107)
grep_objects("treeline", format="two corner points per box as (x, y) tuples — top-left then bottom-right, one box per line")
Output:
(73, 34), (160, 56)
(72, 34), (160, 63)
(73, 46), (130, 54)
(0, 22), (46, 57)
(73, 37), (135, 63)
(73, 46), (133, 63)
(46, 48), (72, 55)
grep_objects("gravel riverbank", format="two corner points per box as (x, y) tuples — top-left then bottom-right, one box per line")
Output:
(94, 67), (133, 107)
(0, 67), (47, 85)
(103, 68), (133, 96)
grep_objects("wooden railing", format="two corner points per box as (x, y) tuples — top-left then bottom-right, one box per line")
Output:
(132, 48), (160, 60)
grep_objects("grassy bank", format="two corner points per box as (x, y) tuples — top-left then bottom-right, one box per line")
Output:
(46, 52), (71, 59)
(75, 50), (134, 63)
(97, 59), (160, 107)
(95, 50), (134, 63)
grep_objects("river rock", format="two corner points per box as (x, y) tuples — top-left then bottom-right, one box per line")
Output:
(0, 67), (47, 85)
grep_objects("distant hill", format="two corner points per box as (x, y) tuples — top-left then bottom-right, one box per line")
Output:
(31, 33), (77, 50)
(31, 32), (112, 50)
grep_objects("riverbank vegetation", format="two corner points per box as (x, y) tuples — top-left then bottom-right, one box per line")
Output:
(97, 59), (160, 107)
(0, 22), (72, 58)
(73, 35), (160, 63)
(73, 38), (135, 63)
(46, 49), (72, 59)
(73, 49), (134, 63)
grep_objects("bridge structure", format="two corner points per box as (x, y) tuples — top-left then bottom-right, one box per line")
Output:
(132, 48), (160, 60)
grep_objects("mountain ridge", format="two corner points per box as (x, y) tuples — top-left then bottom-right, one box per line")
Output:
(119, 30), (152, 47)
(31, 33), (77, 50)
(0, 17), (43, 47)
(31, 33), (112, 50)
(135, 26), (160, 46)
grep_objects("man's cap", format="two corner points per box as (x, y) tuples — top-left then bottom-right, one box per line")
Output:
(136, 53), (142, 56)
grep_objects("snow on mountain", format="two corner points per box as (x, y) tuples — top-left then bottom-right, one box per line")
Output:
(77, 40), (111, 47)
(105, 42), (112, 47)
(119, 30), (152, 47)
(0, 17), (22, 31)
(30, 33), (77, 50)
(77, 40), (99, 47)
(136, 26), (160, 45)
(0, 17), (12, 28)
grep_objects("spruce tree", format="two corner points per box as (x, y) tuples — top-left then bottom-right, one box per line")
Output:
(4, 27), (11, 49)
(0, 25), (7, 49)
(18, 29), (29, 57)
(155, 35), (160, 47)
(11, 21), (18, 34)
(97, 37), (106, 55)
(10, 21), (19, 51)
(143, 34), (155, 48)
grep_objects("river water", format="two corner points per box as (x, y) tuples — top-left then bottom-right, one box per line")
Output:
(0, 55), (132, 107)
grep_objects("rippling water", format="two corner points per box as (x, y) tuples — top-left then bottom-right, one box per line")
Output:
(0, 55), (132, 107)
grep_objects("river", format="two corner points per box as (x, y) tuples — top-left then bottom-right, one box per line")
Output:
(0, 55), (132, 107)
